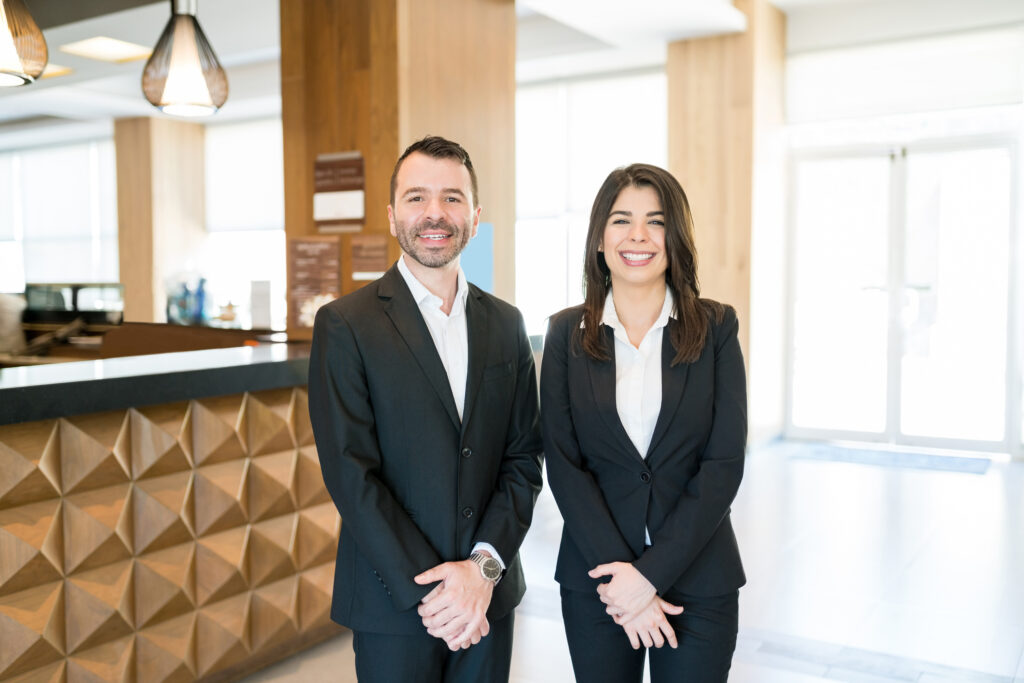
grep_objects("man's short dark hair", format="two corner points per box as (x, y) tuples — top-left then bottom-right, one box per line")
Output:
(389, 136), (479, 207)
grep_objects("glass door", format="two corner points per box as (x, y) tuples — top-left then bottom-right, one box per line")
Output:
(787, 140), (1019, 454)
(899, 146), (1013, 445)
(788, 153), (892, 437)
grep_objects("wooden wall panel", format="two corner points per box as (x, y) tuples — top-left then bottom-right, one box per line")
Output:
(150, 119), (208, 326)
(0, 387), (341, 682)
(398, 0), (517, 300)
(280, 0), (400, 341)
(114, 118), (206, 324)
(667, 0), (786, 358)
(114, 119), (156, 324)
(281, 0), (517, 341)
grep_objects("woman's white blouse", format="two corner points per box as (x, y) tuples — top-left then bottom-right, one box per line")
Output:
(602, 288), (673, 456)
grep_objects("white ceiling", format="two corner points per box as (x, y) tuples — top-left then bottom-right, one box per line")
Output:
(0, 0), (747, 143)
(518, 0), (746, 45)
(514, 0), (747, 83)
(1, 0), (1022, 150)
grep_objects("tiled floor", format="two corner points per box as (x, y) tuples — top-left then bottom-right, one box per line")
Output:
(243, 441), (1024, 682)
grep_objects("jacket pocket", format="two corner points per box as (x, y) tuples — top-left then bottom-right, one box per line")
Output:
(483, 360), (515, 381)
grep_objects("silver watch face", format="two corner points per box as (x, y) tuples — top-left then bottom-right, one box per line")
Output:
(480, 557), (501, 581)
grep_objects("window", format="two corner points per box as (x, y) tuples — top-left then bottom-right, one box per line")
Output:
(0, 140), (118, 292)
(205, 118), (284, 232)
(515, 71), (668, 337)
(0, 154), (23, 293)
(198, 118), (286, 329)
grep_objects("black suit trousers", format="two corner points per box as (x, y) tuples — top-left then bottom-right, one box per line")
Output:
(560, 587), (738, 683)
(352, 612), (514, 683)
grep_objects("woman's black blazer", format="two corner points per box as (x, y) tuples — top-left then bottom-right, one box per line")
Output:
(540, 302), (746, 600)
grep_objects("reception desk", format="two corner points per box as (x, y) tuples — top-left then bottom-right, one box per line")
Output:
(0, 345), (342, 682)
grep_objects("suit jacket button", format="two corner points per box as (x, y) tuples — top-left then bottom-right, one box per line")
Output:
(640, 471), (652, 483)
(462, 506), (474, 518)
(461, 447), (473, 458)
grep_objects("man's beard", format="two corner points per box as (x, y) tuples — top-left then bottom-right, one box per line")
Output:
(394, 217), (472, 268)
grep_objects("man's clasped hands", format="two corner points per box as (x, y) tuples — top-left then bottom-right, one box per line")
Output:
(412, 556), (682, 652)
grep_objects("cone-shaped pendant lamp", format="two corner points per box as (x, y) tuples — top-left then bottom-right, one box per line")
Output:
(0, 0), (48, 86)
(142, 0), (227, 117)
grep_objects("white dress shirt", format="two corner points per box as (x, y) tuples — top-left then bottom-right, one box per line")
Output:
(602, 287), (675, 545)
(397, 256), (469, 419)
(396, 256), (504, 568)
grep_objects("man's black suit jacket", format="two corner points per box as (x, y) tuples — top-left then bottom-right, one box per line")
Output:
(308, 264), (544, 635)
(541, 302), (746, 601)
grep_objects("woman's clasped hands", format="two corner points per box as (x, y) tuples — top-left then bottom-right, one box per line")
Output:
(589, 562), (684, 650)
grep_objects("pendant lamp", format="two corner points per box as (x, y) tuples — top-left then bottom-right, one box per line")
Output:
(0, 0), (48, 87)
(142, 0), (227, 117)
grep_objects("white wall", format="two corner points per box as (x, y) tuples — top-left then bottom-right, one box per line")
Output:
(785, 0), (1024, 54)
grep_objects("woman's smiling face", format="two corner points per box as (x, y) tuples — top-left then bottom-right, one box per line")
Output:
(600, 184), (668, 290)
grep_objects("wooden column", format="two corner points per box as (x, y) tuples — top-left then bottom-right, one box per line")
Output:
(280, 0), (516, 340)
(114, 117), (207, 323)
(398, 0), (517, 304)
(666, 0), (786, 359)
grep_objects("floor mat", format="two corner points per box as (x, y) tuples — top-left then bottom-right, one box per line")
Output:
(788, 443), (991, 474)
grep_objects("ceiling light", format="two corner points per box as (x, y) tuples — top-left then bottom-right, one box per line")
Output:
(0, 0), (48, 87)
(141, 0), (228, 118)
(40, 63), (72, 79)
(59, 36), (152, 63)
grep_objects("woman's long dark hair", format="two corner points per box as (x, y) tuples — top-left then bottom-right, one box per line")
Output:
(578, 163), (722, 365)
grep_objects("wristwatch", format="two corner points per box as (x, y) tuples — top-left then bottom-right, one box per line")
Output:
(469, 552), (502, 585)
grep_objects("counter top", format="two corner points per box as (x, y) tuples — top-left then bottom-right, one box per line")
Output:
(0, 344), (310, 425)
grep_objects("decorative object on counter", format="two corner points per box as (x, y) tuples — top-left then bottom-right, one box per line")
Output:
(250, 280), (272, 330)
(166, 276), (211, 325)
(216, 301), (237, 323)
(141, 0), (228, 117)
(0, 0), (47, 86)
(0, 292), (25, 353)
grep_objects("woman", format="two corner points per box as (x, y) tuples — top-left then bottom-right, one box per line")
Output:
(541, 163), (746, 682)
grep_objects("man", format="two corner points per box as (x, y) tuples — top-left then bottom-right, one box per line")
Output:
(308, 136), (543, 682)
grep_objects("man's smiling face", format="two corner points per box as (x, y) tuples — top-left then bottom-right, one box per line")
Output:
(388, 152), (480, 268)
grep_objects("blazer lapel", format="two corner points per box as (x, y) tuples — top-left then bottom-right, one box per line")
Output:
(378, 265), (460, 430)
(587, 325), (644, 462)
(646, 320), (688, 458)
(459, 286), (488, 434)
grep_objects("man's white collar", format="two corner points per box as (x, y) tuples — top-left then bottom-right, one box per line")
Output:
(397, 255), (468, 309)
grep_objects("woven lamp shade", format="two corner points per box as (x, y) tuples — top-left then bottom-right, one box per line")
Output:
(0, 0), (48, 86)
(142, 0), (227, 117)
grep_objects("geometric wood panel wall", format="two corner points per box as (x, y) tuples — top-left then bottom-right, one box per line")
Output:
(0, 388), (342, 682)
